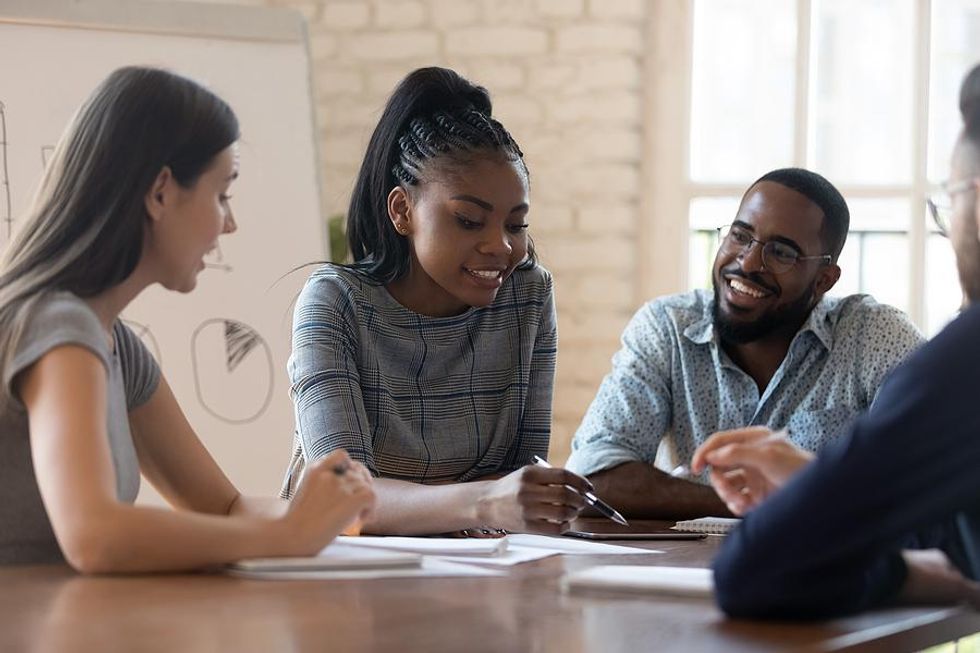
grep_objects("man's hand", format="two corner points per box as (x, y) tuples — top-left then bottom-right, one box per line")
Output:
(899, 549), (980, 608)
(691, 426), (814, 515)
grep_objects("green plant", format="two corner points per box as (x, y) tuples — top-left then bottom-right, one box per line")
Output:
(328, 213), (349, 263)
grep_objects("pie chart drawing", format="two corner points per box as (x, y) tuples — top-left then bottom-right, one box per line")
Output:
(120, 318), (162, 367)
(192, 318), (273, 425)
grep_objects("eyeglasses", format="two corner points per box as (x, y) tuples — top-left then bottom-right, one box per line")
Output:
(926, 178), (978, 238)
(717, 224), (832, 275)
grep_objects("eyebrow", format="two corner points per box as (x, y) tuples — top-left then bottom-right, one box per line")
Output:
(732, 220), (805, 254)
(451, 194), (529, 214)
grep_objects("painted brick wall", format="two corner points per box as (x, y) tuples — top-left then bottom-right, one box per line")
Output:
(202, 0), (648, 462)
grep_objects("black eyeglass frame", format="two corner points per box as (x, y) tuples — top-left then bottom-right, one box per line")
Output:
(716, 224), (832, 274)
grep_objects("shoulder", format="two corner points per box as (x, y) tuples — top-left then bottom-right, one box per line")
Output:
(296, 263), (382, 317)
(5, 292), (111, 397)
(634, 289), (711, 334)
(28, 291), (103, 333)
(824, 294), (922, 342)
(907, 301), (980, 371)
(21, 292), (110, 365)
(505, 263), (553, 299)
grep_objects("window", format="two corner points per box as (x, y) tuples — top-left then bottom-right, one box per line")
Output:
(651, 0), (980, 335)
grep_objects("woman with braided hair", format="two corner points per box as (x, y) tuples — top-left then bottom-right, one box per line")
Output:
(281, 67), (591, 535)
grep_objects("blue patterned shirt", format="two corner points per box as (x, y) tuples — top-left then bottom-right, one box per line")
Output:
(288, 263), (556, 483)
(566, 289), (924, 481)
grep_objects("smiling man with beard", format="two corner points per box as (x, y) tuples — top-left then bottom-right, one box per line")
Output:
(565, 168), (924, 520)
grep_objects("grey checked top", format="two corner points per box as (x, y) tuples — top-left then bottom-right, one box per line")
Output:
(566, 289), (924, 481)
(287, 263), (556, 484)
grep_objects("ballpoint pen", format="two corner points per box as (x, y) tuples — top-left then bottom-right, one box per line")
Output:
(670, 464), (692, 479)
(532, 456), (629, 526)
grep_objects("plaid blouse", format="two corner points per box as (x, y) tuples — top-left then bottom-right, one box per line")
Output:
(284, 263), (556, 488)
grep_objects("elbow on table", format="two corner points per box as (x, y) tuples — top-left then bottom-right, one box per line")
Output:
(713, 560), (767, 618)
(58, 520), (127, 575)
(712, 553), (795, 619)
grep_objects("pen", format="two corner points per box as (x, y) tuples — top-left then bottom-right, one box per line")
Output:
(532, 456), (629, 527)
(670, 464), (692, 479)
(330, 461), (362, 535)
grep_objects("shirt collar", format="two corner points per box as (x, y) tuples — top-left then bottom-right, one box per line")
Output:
(683, 294), (835, 351)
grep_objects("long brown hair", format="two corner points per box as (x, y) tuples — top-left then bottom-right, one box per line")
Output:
(0, 66), (239, 408)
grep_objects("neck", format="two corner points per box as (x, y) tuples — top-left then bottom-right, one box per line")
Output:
(83, 263), (154, 334)
(721, 319), (804, 393)
(385, 261), (467, 318)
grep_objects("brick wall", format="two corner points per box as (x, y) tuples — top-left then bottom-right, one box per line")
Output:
(246, 0), (647, 462)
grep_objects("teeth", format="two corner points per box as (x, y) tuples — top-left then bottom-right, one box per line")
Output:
(468, 269), (501, 279)
(730, 278), (766, 298)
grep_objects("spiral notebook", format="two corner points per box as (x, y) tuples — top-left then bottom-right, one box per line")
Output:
(670, 517), (741, 535)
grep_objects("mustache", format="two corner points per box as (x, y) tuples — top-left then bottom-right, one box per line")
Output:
(721, 267), (779, 296)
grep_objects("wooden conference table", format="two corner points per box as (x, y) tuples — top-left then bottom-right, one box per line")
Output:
(1, 519), (978, 653)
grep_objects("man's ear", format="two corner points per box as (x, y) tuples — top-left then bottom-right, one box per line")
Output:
(814, 263), (842, 297)
(387, 185), (413, 236)
(144, 166), (174, 222)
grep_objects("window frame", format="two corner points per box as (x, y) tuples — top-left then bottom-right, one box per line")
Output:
(642, 0), (937, 329)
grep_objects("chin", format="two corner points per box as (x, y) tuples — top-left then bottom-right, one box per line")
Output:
(163, 277), (198, 294)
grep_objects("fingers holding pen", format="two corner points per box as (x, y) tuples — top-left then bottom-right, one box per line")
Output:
(478, 464), (591, 533)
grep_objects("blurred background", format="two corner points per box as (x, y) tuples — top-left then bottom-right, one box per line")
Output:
(155, 0), (980, 462)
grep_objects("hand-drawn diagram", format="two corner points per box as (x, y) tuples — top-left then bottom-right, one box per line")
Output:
(40, 145), (55, 169)
(120, 318), (162, 367)
(0, 101), (12, 245)
(192, 318), (273, 424)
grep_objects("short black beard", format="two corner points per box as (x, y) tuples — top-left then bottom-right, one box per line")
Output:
(712, 277), (817, 345)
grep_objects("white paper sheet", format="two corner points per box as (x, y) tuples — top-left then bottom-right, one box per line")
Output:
(336, 535), (507, 556)
(563, 565), (713, 597)
(434, 534), (661, 567)
(507, 534), (659, 555)
(435, 546), (555, 567)
(226, 557), (505, 580)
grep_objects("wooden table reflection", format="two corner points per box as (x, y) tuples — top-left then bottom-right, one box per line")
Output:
(2, 520), (978, 653)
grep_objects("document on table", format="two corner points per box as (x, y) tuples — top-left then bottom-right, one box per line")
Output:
(322, 533), (657, 569)
(228, 556), (505, 580)
(507, 534), (657, 555)
(563, 565), (714, 597)
(439, 534), (660, 567)
(336, 535), (508, 557)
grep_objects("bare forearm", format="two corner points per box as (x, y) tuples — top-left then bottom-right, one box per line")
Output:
(362, 478), (490, 535)
(227, 494), (289, 520)
(63, 504), (300, 574)
(587, 462), (731, 520)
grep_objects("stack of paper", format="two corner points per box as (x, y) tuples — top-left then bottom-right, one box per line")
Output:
(226, 541), (504, 580)
(563, 565), (714, 597)
(337, 535), (507, 557)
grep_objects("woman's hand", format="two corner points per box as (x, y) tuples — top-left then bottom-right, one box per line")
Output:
(691, 427), (814, 516)
(280, 450), (375, 554)
(476, 465), (590, 535)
